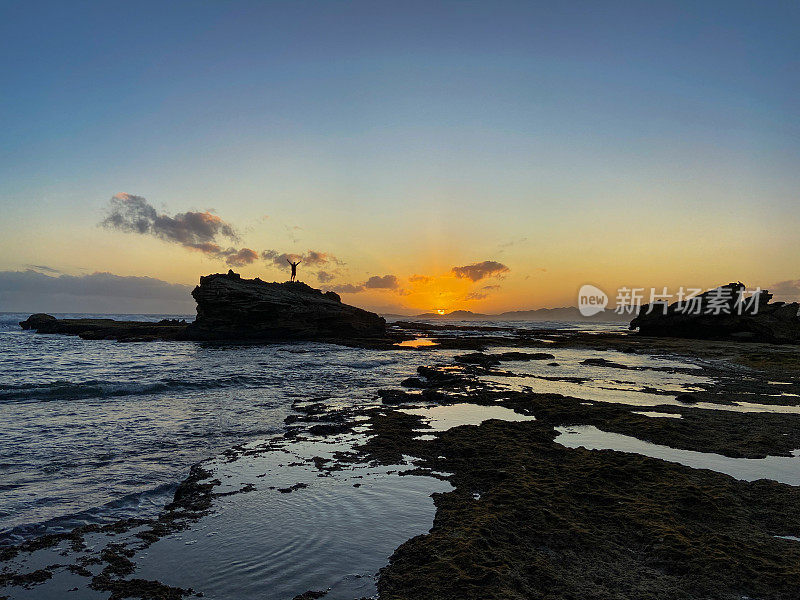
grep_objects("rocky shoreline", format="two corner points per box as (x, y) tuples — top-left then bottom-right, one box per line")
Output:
(3, 325), (800, 599)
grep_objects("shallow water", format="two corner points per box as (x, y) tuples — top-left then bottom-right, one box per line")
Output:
(395, 337), (438, 348)
(133, 435), (452, 600)
(400, 403), (535, 432)
(0, 431), (452, 600)
(556, 425), (800, 485)
(2, 314), (592, 541)
(487, 346), (710, 391)
(0, 312), (455, 540)
(632, 411), (683, 419)
(483, 364), (800, 415)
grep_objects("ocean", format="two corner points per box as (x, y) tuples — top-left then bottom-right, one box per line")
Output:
(0, 312), (626, 544)
(0, 312), (439, 542)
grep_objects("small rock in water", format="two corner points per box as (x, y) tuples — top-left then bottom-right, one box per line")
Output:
(278, 482), (309, 493)
(455, 353), (501, 366)
(497, 351), (555, 361)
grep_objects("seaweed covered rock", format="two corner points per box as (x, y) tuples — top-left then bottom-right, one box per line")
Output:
(185, 270), (386, 341)
(630, 283), (800, 343)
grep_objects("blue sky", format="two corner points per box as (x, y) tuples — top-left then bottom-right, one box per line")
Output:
(0, 1), (798, 313)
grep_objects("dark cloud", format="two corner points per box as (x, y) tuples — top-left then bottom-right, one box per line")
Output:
(102, 193), (237, 245)
(101, 193), (257, 266)
(0, 270), (194, 314)
(221, 248), (259, 267)
(451, 261), (510, 282)
(328, 274), (399, 294)
(364, 275), (399, 289)
(305, 250), (339, 265)
(769, 279), (800, 301)
(329, 283), (365, 294)
(316, 271), (336, 283)
(262, 249), (341, 270)
(27, 264), (61, 274)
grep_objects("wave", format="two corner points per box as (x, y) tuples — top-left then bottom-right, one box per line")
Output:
(0, 375), (270, 402)
(0, 481), (178, 544)
(348, 358), (401, 369)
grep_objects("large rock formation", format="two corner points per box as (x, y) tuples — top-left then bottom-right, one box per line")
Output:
(19, 271), (387, 343)
(185, 270), (386, 341)
(629, 282), (800, 343)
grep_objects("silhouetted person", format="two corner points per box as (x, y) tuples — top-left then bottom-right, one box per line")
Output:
(288, 258), (301, 282)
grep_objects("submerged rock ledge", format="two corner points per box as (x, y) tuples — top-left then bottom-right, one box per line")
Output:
(19, 271), (388, 344)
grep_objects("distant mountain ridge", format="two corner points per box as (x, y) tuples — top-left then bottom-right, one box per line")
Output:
(408, 307), (631, 322)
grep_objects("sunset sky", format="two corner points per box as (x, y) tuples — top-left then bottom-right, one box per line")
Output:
(1, 1), (798, 314)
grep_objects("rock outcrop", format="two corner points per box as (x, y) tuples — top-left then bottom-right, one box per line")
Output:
(19, 271), (387, 343)
(185, 270), (386, 341)
(18, 314), (188, 341)
(629, 282), (800, 343)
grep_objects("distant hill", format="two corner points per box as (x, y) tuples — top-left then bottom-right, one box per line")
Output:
(412, 307), (631, 322)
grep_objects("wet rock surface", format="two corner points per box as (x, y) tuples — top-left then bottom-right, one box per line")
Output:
(375, 420), (800, 600)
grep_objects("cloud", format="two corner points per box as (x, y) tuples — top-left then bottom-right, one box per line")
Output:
(0, 270), (194, 314)
(497, 237), (528, 252)
(101, 193), (257, 266)
(316, 271), (336, 283)
(284, 224), (302, 244)
(329, 274), (400, 294)
(451, 260), (510, 282)
(262, 249), (342, 270)
(364, 274), (399, 289)
(465, 283), (502, 301)
(102, 193), (237, 245)
(769, 279), (800, 301)
(409, 274), (433, 283)
(329, 283), (365, 294)
(27, 264), (61, 274)
(304, 250), (339, 265)
(221, 248), (259, 267)
(465, 291), (488, 300)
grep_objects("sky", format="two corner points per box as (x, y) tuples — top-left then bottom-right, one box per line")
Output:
(1, 1), (798, 314)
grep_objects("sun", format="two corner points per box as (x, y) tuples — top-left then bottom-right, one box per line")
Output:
(436, 309), (446, 315)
